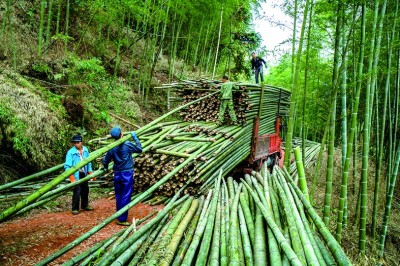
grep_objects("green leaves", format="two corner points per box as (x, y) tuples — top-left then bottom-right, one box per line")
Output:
(68, 57), (105, 86)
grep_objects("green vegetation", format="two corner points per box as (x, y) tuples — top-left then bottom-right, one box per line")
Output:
(0, 0), (399, 264)
(0, 0), (261, 178)
(266, 0), (399, 264)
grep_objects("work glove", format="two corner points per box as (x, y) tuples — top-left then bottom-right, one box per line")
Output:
(251, 69), (255, 74)
(131, 132), (140, 143)
(88, 171), (96, 181)
(69, 175), (76, 183)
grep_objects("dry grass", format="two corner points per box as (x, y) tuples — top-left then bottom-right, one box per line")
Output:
(306, 148), (400, 265)
(0, 71), (68, 169)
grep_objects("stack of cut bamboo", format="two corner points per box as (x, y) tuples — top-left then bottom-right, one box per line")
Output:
(61, 164), (352, 266)
(130, 81), (291, 196)
(179, 89), (250, 124)
(165, 80), (291, 125)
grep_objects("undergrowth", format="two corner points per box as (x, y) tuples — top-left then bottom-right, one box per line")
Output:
(306, 148), (400, 265)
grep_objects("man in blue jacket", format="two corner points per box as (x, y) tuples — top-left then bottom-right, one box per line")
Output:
(64, 134), (94, 215)
(102, 126), (143, 226)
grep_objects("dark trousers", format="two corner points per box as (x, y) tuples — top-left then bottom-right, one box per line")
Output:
(114, 170), (134, 222)
(255, 66), (264, 84)
(72, 172), (89, 211)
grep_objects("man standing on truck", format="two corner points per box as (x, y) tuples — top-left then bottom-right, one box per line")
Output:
(218, 75), (238, 125)
(251, 52), (267, 84)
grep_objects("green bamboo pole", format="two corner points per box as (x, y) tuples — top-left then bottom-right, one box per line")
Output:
(155, 149), (191, 158)
(340, 0), (348, 216)
(313, 232), (336, 265)
(221, 179), (229, 266)
(128, 215), (170, 266)
(96, 194), (189, 266)
(270, 174), (306, 265)
(336, 1), (366, 243)
(142, 197), (194, 266)
(301, 0), (313, 162)
(195, 172), (222, 266)
(239, 192), (255, 247)
(378, 146), (400, 261)
(279, 167), (352, 265)
(227, 183), (243, 265)
(323, 95), (336, 225)
(180, 192), (213, 266)
(0, 163), (63, 191)
(372, 0), (398, 241)
(45, 0), (53, 47)
(293, 147), (309, 202)
(62, 232), (123, 266)
(238, 203), (253, 265)
(208, 191), (221, 266)
(241, 180), (302, 266)
(55, 0), (61, 34)
(37, 0), (46, 56)
(171, 196), (205, 266)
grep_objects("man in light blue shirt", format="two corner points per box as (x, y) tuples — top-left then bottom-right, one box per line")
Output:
(64, 134), (93, 215)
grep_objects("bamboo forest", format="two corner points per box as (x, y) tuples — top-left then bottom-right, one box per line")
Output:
(0, 0), (399, 265)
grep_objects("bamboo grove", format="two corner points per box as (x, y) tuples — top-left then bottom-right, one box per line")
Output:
(1, 0), (263, 97)
(263, 1), (400, 263)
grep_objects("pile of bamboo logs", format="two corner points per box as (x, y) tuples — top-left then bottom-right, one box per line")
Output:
(179, 89), (250, 124)
(60, 164), (352, 266)
(162, 80), (291, 125)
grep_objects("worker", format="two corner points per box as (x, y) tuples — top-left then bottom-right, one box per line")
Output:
(64, 134), (94, 215)
(101, 126), (142, 226)
(218, 75), (238, 125)
(251, 52), (267, 84)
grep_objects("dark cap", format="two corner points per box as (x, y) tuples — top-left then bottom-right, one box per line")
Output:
(71, 135), (82, 142)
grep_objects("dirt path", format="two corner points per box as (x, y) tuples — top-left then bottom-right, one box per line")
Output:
(0, 197), (162, 266)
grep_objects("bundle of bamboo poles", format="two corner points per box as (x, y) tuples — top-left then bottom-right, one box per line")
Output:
(35, 142), (323, 266)
(160, 80), (291, 125)
(179, 90), (250, 124)
(59, 162), (352, 266)
(66, 81), (290, 198)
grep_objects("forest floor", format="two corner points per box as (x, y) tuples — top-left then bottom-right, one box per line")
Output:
(0, 195), (162, 266)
